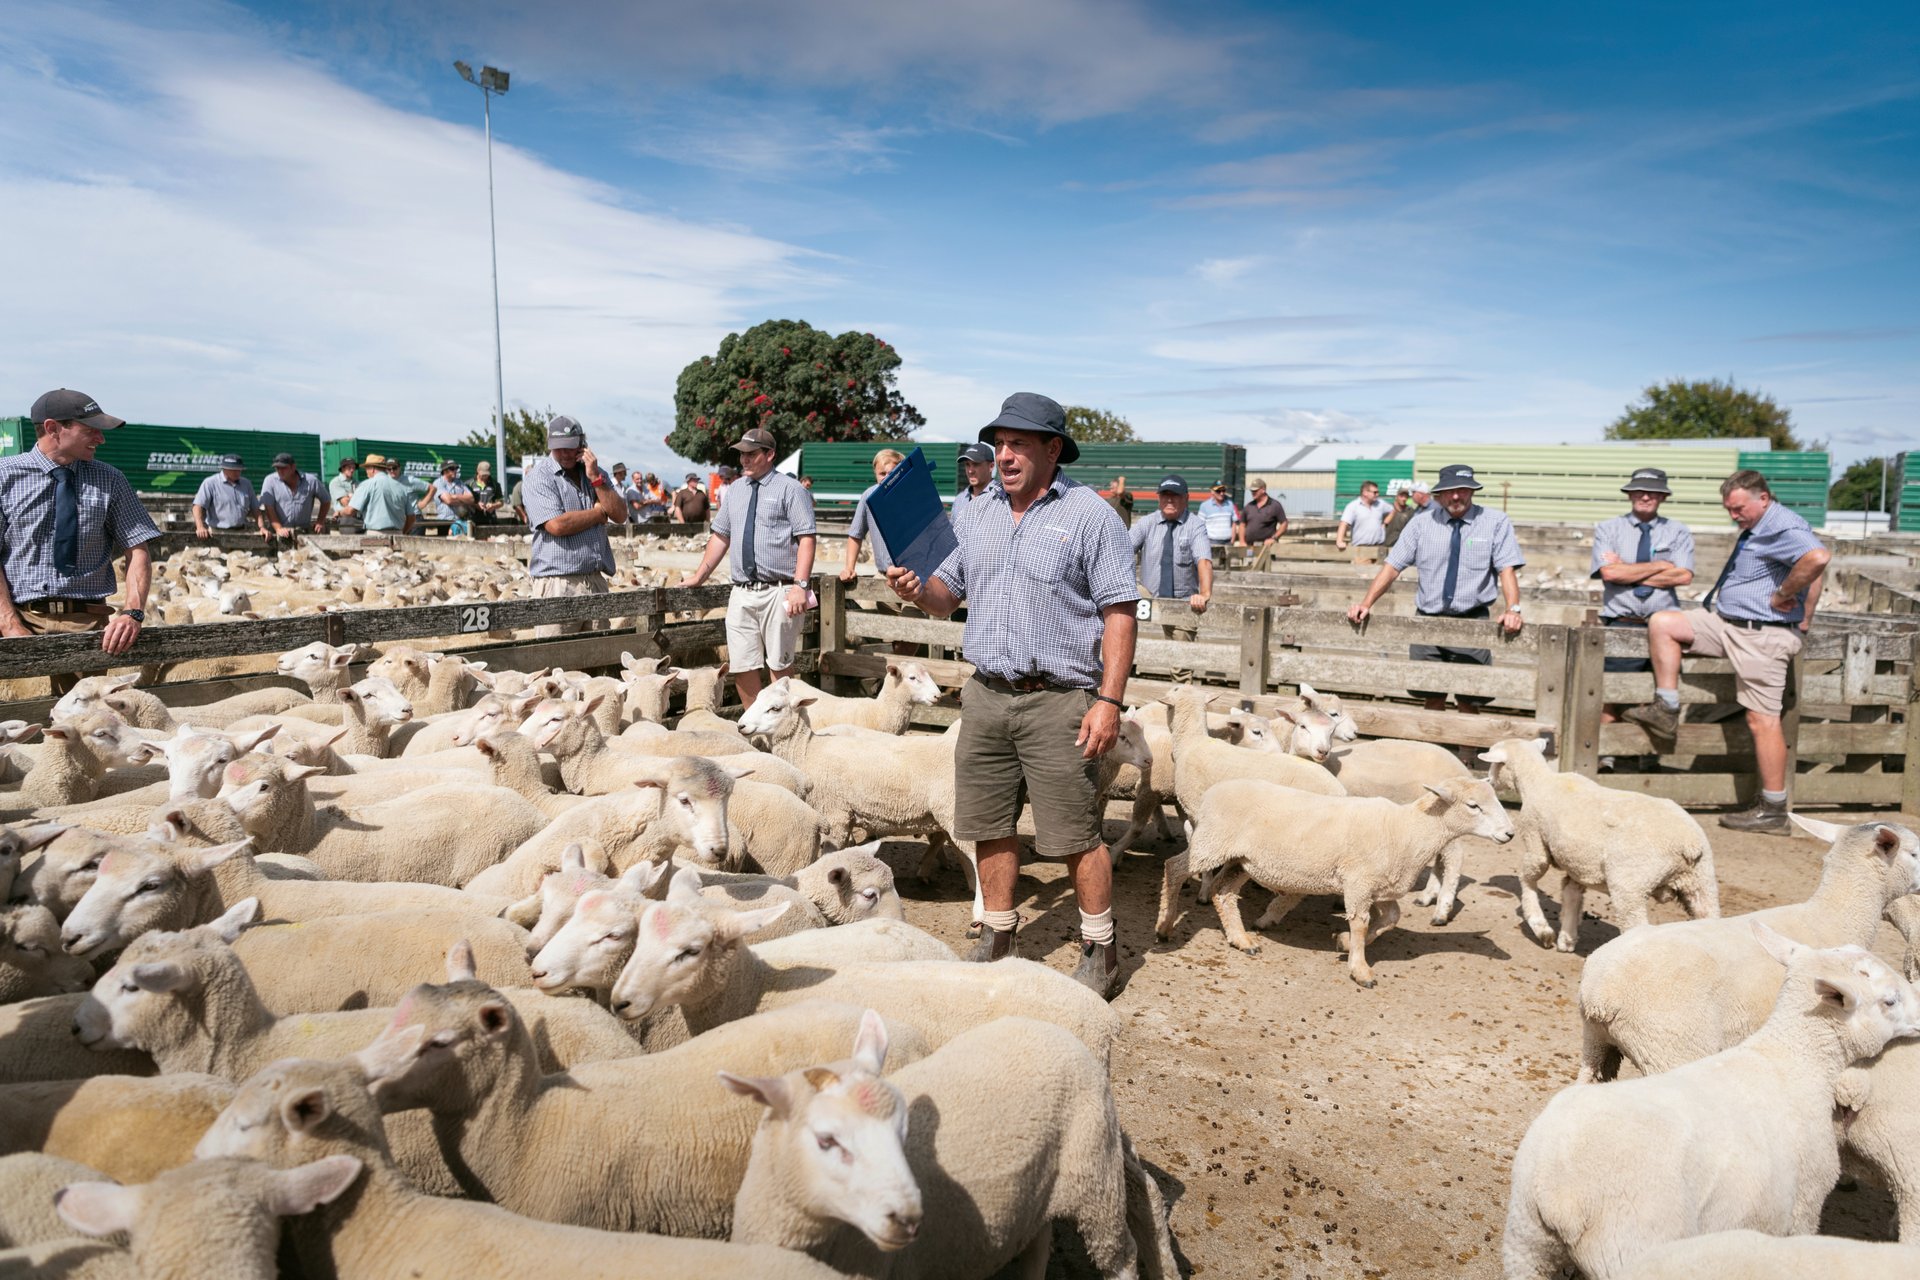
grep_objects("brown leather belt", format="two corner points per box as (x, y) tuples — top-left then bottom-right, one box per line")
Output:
(17, 599), (111, 616)
(977, 673), (1078, 695)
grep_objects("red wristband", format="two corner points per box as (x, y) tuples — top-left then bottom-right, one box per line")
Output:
(591, 476), (608, 488)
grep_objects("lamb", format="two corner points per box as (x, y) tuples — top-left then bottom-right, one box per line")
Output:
(674, 663), (739, 732)
(410, 652), (487, 718)
(507, 846), (660, 953)
(614, 718), (753, 757)
(532, 697), (754, 793)
(569, 674), (629, 736)
(471, 728), (588, 818)
(191, 1054), (851, 1279)
(227, 911), (542, 1012)
(1577, 817), (1920, 1082)
(1484, 737), (1719, 951)
(0, 994), (153, 1084)
(771, 663), (941, 735)
(1616, 1231), (1920, 1279)
(619, 661), (684, 724)
(0, 1073), (235, 1183)
(329, 676), (415, 757)
(1162, 686), (1345, 817)
(728, 1011), (1178, 1280)
(0, 904), (94, 1000)
(366, 644), (434, 706)
(695, 843), (907, 924)
(357, 983), (933, 1236)
(136, 722), (284, 802)
(1502, 927), (1920, 1280)
(276, 640), (365, 701)
(12, 717), (111, 809)
(1156, 776), (1515, 987)
(0, 820), (69, 904)
(700, 778), (828, 877)
(0, 1152), (114, 1248)
(53, 674), (310, 732)
(606, 892), (1121, 1067)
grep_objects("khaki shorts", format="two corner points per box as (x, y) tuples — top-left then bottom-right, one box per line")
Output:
(953, 677), (1103, 857)
(531, 572), (609, 639)
(18, 607), (108, 695)
(1684, 609), (1803, 717)
(726, 584), (803, 672)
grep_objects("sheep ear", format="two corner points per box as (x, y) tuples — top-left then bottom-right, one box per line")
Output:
(826, 864), (850, 887)
(1298, 682), (1320, 702)
(1421, 781), (1452, 801)
(210, 897), (260, 941)
(718, 1070), (799, 1119)
(231, 724), (281, 753)
(1788, 813), (1841, 843)
(18, 822), (69, 852)
(279, 1086), (333, 1136)
(336, 687), (361, 705)
(1526, 738), (1550, 756)
(54, 1181), (143, 1236)
(187, 840), (253, 875)
(619, 860), (667, 895)
(502, 894), (543, 929)
(465, 661), (488, 673)
(718, 901), (790, 941)
(475, 1000), (512, 1038)
(719, 760), (758, 780)
(356, 1022), (427, 1086)
(1873, 826), (1907, 859)
(561, 843), (586, 873)
(582, 694), (607, 717)
(1813, 973), (1869, 1012)
(1478, 747), (1506, 764)
(1750, 920), (1804, 968)
(851, 1008), (889, 1075)
(131, 961), (190, 993)
(267, 1155), (364, 1216)
(322, 728), (350, 751)
(667, 866), (704, 902)
(445, 939), (477, 982)
(468, 668), (497, 689)
(1270, 707), (1298, 727)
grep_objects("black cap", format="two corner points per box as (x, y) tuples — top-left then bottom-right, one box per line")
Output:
(338, 457), (358, 468)
(1622, 467), (1672, 495)
(547, 415), (585, 449)
(30, 389), (124, 431)
(959, 442), (994, 465)
(980, 392), (1077, 464)
(273, 452), (297, 466)
(441, 459), (459, 472)
(220, 454), (244, 469)
(1434, 464), (1483, 492)
(1158, 474), (1189, 496)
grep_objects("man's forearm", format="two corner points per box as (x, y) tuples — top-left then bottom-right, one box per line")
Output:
(1099, 609), (1138, 701)
(914, 578), (963, 618)
(123, 545), (152, 611)
(1359, 564), (1401, 609)
(543, 507), (608, 537)
(0, 562), (24, 632)
(1499, 566), (1521, 609)
(689, 534), (731, 584)
(598, 483), (629, 525)
(793, 535), (816, 582)
(1778, 548), (1832, 599)
(1275, 522), (1288, 538)
(1196, 560), (1214, 597)
(1802, 574), (1825, 626)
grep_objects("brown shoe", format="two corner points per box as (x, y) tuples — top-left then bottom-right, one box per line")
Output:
(1072, 938), (1120, 999)
(1720, 796), (1790, 835)
(966, 925), (1018, 963)
(1622, 699), (1680, 741)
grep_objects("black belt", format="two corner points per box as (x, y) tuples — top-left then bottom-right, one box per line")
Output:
(976, 673), (1083, 695)
(18, 599), (110, 616)
(1417, 604), (1491, 620)
(1602, 616), (1649, 627)
(737, 578), (796, 589)
(1717, 613), (1798, 631)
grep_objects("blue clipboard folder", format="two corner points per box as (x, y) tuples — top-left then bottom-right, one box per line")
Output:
(866, 447), (959, 584)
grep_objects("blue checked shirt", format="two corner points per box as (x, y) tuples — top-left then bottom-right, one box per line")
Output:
(525, 458), (616, 577)
(193, 473), (258, 527)
(260, 471), (325, 529)
(1591, 513), (1694, 618)
(1130, 511), (1211, 599)
(934, 473), (1139, 689)
(0, 449), (161, 601)
(711, 471), (815, 582)
(950, 486), (986, 520)
(1713, 499), (1824, 624)
(847, 484), (893, 573)
(1386, 502), (1526, 614)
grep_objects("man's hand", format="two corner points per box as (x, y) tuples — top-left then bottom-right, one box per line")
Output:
(1770, 587), (1800, 615)
(101, 613), (141, 655)
(784, 585), (809, 617)
(1599, 549), (1622, 566)
(886, 566), (924, 604)
(581, 448), (601, 478)
(313, 519), (327, 534)
(1189, 593), (1210, 614)
(1334, 539), (1348, 552)
(0, 617), (30, 639)
(678, 570), (705, 588)
(1076, 698), (1120, 760)
(1347, 602), (1371, 625)
(1500, 607), (1524, 636)
(195, 525), (211, 539)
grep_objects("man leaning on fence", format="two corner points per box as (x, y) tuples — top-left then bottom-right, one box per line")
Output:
(1622, 469), (1830, 835)
(1593, 468), (1693, 736)
(0, 389), (160, 692)
(1240, 478), (1287, 571)
(1348, 463), (1525, 717)
(1131, 474), (1211, 682)
(526, 415), (627, 639)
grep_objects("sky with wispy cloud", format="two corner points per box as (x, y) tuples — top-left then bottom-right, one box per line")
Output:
(3, 0), (1914, 477)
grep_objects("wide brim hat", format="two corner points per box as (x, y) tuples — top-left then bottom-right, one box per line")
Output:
(980, 391), (1078, 465)
(1433, 464), (1484, 492)
(1621, 467), (1672, 495)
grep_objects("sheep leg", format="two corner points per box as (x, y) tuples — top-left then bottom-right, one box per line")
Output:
(1209, 868), (1260, 954)
(1154, 850), (1190, 941)
(1577, 1013), (1622, 1083)
(916, 833), (945, 882)
(1554, 879), (1586, 953)
(1422, 838), (1464, 926)
(1014, 1225), (1052, 1280)
(1112, 791), (1161, 863)
(1339, 890), (1377, 987)
(1365, 898), (1401, 944)
(1605, 875), (1653, 932)
(1253, 892), (1302, 931)
(1517, 839), (1557, 948)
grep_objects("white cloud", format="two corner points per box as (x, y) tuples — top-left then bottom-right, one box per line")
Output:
(1191, 256), (1270, 286)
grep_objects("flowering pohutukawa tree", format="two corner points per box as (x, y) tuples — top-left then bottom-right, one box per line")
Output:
(668, 319), (925, 464)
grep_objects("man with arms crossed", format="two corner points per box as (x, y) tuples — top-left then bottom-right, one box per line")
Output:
(890, 392), (1138, 998)
(1593, 468), (1694, 730)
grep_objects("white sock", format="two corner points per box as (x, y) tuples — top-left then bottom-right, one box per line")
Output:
(1080, 908), (1114, 946)
(1761, 789), (1788, 805)
(1655, 689), (1680, 709)
(982, 908), (1018, 935)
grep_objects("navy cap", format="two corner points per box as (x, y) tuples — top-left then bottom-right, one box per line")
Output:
(980, 392), (1077, 465)
(1622, 467), (1672, 495)
(547, 415), (585, 449)
(1434, 464), (1483, 492)
(272, 452), (296, 466)
(30, 389), (123, 431)
(1158, 474), (1189, 496)
(959, 442), (994, 465)
(220, 454), (244, 469)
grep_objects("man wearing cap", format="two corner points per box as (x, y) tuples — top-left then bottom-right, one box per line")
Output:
(671, 472), (710, 524)
(1593, 469), (1694, 729)
(889, 392), (1138, 998)
(329, 458), (359, 517)
(424, 461), (477, 525)
(1336, 479), (1389, 564)
(1389, 480), (1432, 548)
(0, 390), (160, 689)
(683, 428), (815, 704)
(1131, 475), (1212, 681)
(841, 449), (905, 582)
(1240, 478), (1288, 571)
(1348, 463), (1526, 715)
(260, 453), (327, 537)
(950, 441), (995, 518)
(469, 461), (503, 527)
(343, 457), (415, 535)
(1197, 482), (1240, 546)
(193, 455), (261, 538)
(526, 416), (628, 639)
(1622, 470), (1830, 834)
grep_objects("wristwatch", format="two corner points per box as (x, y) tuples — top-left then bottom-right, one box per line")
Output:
(1505, 603), (1523, 615)
(119, 608), (145, 623)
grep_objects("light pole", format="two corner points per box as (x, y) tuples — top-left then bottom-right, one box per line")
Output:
(454, 60), (511, 487)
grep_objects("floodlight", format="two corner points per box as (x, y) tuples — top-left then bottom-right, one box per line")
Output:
(454, 60), (475, 84)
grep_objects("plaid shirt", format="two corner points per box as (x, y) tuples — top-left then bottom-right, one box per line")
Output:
(0, 448), (161, 600)
(1714, 499), (1824, 624)
(934, 473), (1138, 689)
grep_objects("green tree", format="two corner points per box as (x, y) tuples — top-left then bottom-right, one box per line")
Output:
(1604, 378), (1803, 451)
(669, 320), (923, 465)
(1829, 455), (1897, 512)
(1064, 406), (1137, 444)
(458, 406), (553, 460)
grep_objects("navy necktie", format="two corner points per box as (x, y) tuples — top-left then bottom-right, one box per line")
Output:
(1632, 521), (1655, 600)
(1159, 518), (1177, 598)
(1700, 530), (1751, 613)
(742, 479), (762, 582)
(1440, 516), (1464, 612)
(53, 466), (78, 578)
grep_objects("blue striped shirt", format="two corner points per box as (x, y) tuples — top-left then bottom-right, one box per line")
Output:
(1386, 502), (1526, 614)
(933, 473), (1138, 688)
(1715, 500), (1824, 624)
(261, 471), (325, 529)
(193, 473), (258, 528)
(1591, 513), (1694, 618)
(1130, 511), (1211, 599)
(0, 448), (160, 600)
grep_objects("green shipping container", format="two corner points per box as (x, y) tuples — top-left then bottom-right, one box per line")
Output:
(0, 419), (322, 498)
(796, 442), (947, 514)
(1739, 451), (1829, 527)
(1334, 459), (1416, 508)
(1894, 453), (1920, 532)
(323, 438), (497, 496)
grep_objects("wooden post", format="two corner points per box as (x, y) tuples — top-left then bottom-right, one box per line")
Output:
(1239, 605), (1271, 700)
(1563, 624), (1607, 776)
(1531, 623), (1572, 740)
(817, 576), (848, 695)
(1843, 631), (1875, 706)
(1780, 650), (1804, 801)
(1903, 633), (1920, 818)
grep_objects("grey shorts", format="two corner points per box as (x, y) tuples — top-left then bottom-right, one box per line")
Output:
(953, 676), (1104, 857)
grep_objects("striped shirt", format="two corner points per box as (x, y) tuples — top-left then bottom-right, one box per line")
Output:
(525, 458), (616, 577)
(933, 473), (1138, 689)
(261, 471), (325, 529)
(1714, 500), (1824, 624)
(193, 473), (258, 528)
(1386, 502), (1526, 614)
(1131, 511), (1211, 599)
(1591, 513), (1695, 618)
(711, 471), (815, 582)
(0, 448), (160, 601)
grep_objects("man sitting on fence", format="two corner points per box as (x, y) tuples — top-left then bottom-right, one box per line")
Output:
(1347, 463), (1525, 718)
(1593, 468), (1694, 737)
(1130, 474), (1211, 682)
(1622, 469), (1830, 835)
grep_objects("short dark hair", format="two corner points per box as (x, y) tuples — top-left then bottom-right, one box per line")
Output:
(1721, 470), (1771, 500)
(1361, 479), (1379, 491)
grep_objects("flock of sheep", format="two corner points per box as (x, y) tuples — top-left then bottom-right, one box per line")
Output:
(0, 536), (1916, 1277)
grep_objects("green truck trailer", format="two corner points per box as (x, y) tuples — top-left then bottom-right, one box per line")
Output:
(323, 438), (497, 494)
(0, 418), (323, 499)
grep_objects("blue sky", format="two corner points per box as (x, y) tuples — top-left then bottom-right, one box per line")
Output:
(2, 1), (1914, 480)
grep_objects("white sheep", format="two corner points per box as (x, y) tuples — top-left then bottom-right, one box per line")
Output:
(226, 910), (540, 1012)
(275, 640), (365, 702)
(1503, 926), (1920, 1280)
(1483, 737), (1719, 951)
(727, 1010), (1178, 1279)
(0, 820), (69, 905)
(674, 663), (739, 733)
(328, 676), (416, 757)
(1163, 685), (1345, 821)
(771, 664), (941, 735)
(0, 1152), (112, 1249)
(1616, 1231), (1920, 1279)
(1577, 817), (1920, 1082)
(694, 842), (907, 924)
(0, 1072), (234, 1183)
(0, 904), (94, 1001)
(0, 993), (153, 1084)
(1156, 776), (1515, 987)
(1825, 1037), (1920, 1242)
(470, 728), (588, 818)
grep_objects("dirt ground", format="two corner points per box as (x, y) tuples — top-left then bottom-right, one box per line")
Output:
(879, 805), (1911, 1280)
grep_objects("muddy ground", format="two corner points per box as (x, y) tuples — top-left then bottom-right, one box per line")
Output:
(879, 806), (1910, 1279)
